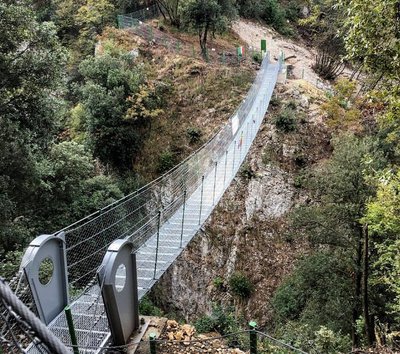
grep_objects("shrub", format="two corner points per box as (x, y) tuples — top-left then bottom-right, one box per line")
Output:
(270, 95), (282, 108)
(194, 315), (216, 333)
(157, 150), (176, 173)
(187, 127), (202, 144)
(139, 296), (163, 316)
(321, 78), (361, 130)
(286, 100), (297, 110)
(261, 0), (291, 35)
(229, 272), (254, 299)
(213, 276), (224, 290)
(284, 1), (301, 22)
(239, 163), (256, 180)
(252, 51), (263, 64)
(273, 108), (297, 132)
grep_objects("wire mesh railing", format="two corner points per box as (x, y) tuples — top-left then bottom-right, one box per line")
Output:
(117, 4), (160, 28)
(118, 7), (266, 66)
(1, 52), (280, 353)
(61, 55), (277, 304)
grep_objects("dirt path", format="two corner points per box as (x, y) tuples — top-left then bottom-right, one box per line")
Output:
(232, 19), (328, 87)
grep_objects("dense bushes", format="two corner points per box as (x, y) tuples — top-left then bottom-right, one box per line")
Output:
(194, 305), (240, 335)
(229, 272), (254, 298)
(238, 0), (299, 34)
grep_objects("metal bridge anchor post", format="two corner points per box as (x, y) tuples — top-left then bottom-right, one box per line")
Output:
(212, 161), (218, 205)
(198, 175), (205, 225)
(153, 211), (161, 279)
(150, 333), (157, 354)
(180, 190), (187, 248)
(65, 305), (79, 354)
(249, 321), (257, 354)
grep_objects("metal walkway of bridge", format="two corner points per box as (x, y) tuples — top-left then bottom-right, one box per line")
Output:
(3, 57), (280, 354)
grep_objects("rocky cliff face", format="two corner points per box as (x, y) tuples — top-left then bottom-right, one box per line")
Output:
(151, 80), (330, 327)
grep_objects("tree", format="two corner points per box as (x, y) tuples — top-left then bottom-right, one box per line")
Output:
(363, 170), (400, 327)
(155, 0), (182, 27)
(35, 142), (123, 231)
(340, 0), (400, 81)
(77, 46), (165, 171)
(299, 0), (346, 79)
(183, 0), (236, 59)
(0, 0), (66, 253)
(273, 251), (354, 335)
(288, 134), (385, 346)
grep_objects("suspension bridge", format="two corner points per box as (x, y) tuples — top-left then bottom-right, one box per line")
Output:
(0, 48), (282, 353)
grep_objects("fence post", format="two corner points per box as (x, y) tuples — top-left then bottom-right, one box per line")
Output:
(232, 140), (236, 175)
(249, 321), (257, 354)
(150, 333), (157, 354)
(198, 176), (205, 225)
(153, 210), (161, 279)
(180, 190), (187, 248)
(212, 161), (218, 205)
(65, 306), (79, 354)
(223, 150), (228, 186)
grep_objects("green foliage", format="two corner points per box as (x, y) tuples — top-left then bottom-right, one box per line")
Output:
(54, 0), (116, 55)
(155, 0), (183, 27)
(276, 322), (351, 354)
(194, 315), (216, 333)
(35, 141), (123, 230)
(291, 134), (384, 248)
(78, 46), (166, 171)
(252, 51), (263, 64)
(340, 0), (400, 81)
(363, 170), (400, 321)
(157, 150), (176, 174)
(273, 108), (297, 132)
(284, 1), (301, 22)
(286, 134), (387, 344)
(139, 295), (164, 316)
(194, 305), (240, 335)
(237, 0), (297, 35)
(183, 0), (237, 58)
(0, 251), (23, 279)
(321, 78), (361, 130)
(269, 95), (282, 108)
(0, 0), (66, 253)
(261, 0), (287, 34)
(239, 163), (256, 180)
(187, 127), (203, 143)
(272, 251), (354, 334)
(213, 276), (224, 290)
(376, 94), (400, 161)
(228, 272), (254, 299)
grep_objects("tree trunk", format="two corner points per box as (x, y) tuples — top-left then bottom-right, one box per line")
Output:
(363, 224), (375, 345)
(352, 226), (363, 348)
(155, 0), (167, 21)
(199, 23), (209, 60)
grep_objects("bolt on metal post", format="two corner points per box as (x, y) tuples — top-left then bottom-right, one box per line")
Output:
(153, 210), (161, 279)
(249, 321), (257, 354)
(65, 306), (79, 354)
(150, 333), (157, 354)
(180, 190), (187, 248)
(198, 176), (205, 225)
